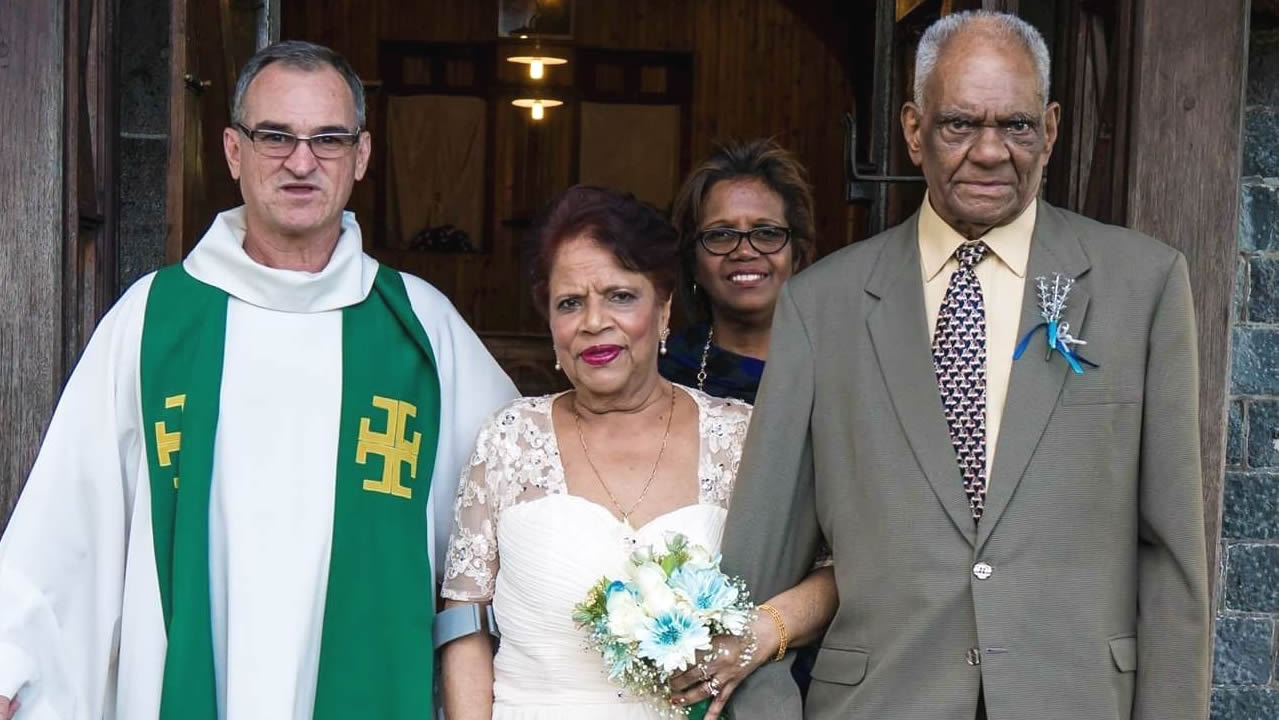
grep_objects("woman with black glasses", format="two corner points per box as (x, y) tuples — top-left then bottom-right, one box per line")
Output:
(659, 140), (830, 713)
(660, 138), (817, 403)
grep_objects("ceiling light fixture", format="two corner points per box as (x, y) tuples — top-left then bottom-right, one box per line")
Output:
(507, 53), (567, 80)
(511, 97), (563, 121)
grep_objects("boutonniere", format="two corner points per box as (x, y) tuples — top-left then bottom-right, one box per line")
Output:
(1012, 274), (1099, 374)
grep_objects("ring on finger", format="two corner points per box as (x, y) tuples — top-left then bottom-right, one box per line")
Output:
(706, 676), (722, 697)
(698, 665), (710, 682)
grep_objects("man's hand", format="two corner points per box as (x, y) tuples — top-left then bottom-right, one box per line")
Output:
(0, 695), (20, 719)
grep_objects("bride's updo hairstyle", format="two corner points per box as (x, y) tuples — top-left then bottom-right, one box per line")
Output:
(528, 185), (680, 317)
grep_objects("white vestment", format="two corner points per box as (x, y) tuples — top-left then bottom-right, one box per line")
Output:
(0, 208), (518, 720)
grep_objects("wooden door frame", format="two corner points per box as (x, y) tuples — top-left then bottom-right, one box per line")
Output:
(65, 0), (119, 367)
(1124, 0), (1250, 616)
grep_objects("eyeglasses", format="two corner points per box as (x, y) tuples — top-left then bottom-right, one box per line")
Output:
(235, 123), (361, 159)
(696, 226), (792, 256)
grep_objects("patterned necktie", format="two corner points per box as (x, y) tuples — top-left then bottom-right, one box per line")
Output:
(932, 241), (989, 522)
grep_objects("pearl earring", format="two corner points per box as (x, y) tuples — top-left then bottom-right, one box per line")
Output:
(553, 347), (561, 371)
(659, 328), (670, 356)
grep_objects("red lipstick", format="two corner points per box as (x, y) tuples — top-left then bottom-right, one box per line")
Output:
(580, 345), (623, 366)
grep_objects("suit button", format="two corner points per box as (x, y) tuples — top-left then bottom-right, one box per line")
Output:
(972, 562), (994, 580)
(965, 648), (982, 665)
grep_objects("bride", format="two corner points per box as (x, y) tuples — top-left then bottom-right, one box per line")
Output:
(440, 185), (835, 719)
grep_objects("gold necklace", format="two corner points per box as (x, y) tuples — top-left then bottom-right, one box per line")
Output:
(573, 383), (677, 524)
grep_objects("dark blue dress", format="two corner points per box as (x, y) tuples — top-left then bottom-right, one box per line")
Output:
(658, 324), (765, 404)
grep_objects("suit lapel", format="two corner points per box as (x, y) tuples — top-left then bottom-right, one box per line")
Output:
(867, 214), (977, 545)
(977, 204), (1092, 550)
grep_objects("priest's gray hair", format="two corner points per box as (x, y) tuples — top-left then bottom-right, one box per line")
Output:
(913, 11), (1051, 109)
(231, 41), (366, 129)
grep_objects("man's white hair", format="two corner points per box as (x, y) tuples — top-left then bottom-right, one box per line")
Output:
(913, 10), (1051, 109)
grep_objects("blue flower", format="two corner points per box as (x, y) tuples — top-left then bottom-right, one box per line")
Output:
(635, 608), (711, 673)
(669, 566), (739, 616)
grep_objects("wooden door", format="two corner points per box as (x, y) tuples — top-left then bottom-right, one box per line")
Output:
(0, 0), (117, 530)
(854, 0), (1046, 235)
(166, 0), (263, 261)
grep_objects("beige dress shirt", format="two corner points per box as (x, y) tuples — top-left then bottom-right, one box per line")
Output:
(919, 197), (1036, 482)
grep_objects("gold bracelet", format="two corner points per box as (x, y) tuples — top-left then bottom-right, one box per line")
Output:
(757, 603), (789, 662)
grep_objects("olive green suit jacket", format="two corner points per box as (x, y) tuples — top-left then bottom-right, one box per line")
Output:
(721, 203), (1210, 720)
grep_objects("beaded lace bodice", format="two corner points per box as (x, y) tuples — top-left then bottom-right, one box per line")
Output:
(441, 387), (752, 601)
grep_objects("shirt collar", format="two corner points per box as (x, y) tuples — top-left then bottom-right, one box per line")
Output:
(183, 206), (378, 313)
(918, 196), (1036, 282)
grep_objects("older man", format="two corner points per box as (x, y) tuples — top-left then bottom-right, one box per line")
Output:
(721, 11), (1209, 720)
(0, 42), (516, 720)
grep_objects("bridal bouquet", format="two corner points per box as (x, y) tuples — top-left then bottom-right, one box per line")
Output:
(572, 533), (754, 719)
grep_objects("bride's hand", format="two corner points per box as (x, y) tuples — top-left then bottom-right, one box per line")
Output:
(666, 617), (779, 719)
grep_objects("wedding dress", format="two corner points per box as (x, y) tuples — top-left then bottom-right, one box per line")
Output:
(442, 387), (751, 718)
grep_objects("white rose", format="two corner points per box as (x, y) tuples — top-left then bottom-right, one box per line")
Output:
(605, 588), (648, 640)
(631, 563), (677, 615)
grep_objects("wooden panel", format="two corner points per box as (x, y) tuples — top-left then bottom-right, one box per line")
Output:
(579, 102), (682, 208)
(573, 0), (694, 51)
(689, 0), (854, 258)
(65, 0), (119, 372)
(167, 0), (251, 262)
(0, 1), (65, 528)
(1046, 0), (1135, 226)
(283, 0), (856, 335)
(1125, 0), (1250, 616)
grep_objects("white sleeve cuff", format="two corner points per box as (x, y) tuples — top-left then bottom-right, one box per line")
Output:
(0, 642), (33, 699)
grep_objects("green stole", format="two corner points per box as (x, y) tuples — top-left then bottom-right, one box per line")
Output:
(140, 263), (441, 720)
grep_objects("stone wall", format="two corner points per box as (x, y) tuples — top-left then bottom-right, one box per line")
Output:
(116, 0), (170, 290)
(1212, 23), (1279, 720)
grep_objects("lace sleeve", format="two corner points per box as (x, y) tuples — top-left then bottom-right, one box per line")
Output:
(441, 424), (500, 602)
(697, 392), (753, 508)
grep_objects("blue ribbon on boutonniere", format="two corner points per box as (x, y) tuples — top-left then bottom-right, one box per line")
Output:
(1012, 274), (1100, 375)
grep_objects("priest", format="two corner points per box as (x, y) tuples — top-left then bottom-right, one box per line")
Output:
(0, 41), (516, 720)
